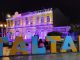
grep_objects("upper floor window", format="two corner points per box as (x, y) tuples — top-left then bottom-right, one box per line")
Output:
(8, 21), (10, 27)
(25, 17), (28, 25)
(47, 16), (50, 22)
(30, 16), (33, 25)
(11, 20), (13, 27)
(41, 17), (44, 23)
(36, 16), (39, 24)
(15, 20), (20, 26)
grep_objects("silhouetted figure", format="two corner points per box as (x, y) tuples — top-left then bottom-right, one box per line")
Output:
(38, 39), (44, 48)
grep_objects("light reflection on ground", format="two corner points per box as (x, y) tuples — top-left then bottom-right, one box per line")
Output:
(1, 47), (80, 60)
(1, 53), (80, 60)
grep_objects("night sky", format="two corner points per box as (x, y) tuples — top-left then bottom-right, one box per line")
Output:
(0, 0), (80, 26)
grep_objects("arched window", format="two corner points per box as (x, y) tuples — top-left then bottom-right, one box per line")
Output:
(41, 17), (44, 23)
(47, 16), (50, 22)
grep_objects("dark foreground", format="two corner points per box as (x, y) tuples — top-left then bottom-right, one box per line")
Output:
(0, 53), (80, 60)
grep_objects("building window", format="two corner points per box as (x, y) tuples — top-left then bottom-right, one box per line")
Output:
(25, 17), (28, 25)
(30, 17), (33, 25)
(8, 21), (10, 27)
(15, 20), (20, 26)
(41, 17), (44, 23)
(36, 16), (39, 24)
(11, 20), (13, 27)
(47, 16), (50, 22)
(15, 21), (17, 26)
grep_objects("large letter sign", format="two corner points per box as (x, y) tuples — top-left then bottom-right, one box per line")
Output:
(0, 35), (80, 56)
(0, 37), (3, 56)
(32, 36), (46, 54)
(10, 36), (28, 55)
(46, 36), (61, 53)
(61, 36), (77, 52)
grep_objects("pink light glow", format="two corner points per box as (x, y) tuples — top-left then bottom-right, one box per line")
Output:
(24, 35), (27, 39)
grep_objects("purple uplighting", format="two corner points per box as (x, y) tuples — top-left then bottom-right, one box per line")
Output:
(6, 8), (53, 42)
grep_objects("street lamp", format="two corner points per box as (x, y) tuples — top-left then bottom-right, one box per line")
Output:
(0, 24), (3, 27)
(4, 24), (7, 28)
(7, 14), (11, 18)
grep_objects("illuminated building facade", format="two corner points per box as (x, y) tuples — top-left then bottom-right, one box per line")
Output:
(6, 8), (53, 42)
